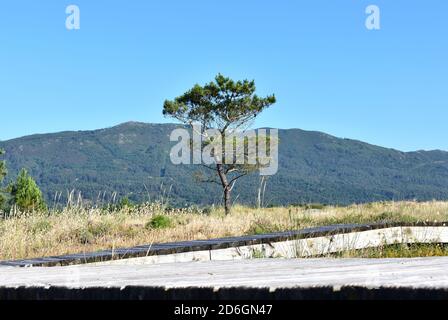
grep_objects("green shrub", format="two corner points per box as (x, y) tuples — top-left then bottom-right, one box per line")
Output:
(146, 215), (172, 229)
(30, 219), (52, 234)
(202, 206), (213, 215)
(118, 197), (134, 210)
(87, 221), (112, 237)
(76, 221), (112, 244)
(251, 248), (267, 259)
(0, 194), (4, 211)
(248, 219), (277, 235)
(0, 149), (7, 210)
(78, 230), (94, 244)
(8, 169), (46, 212)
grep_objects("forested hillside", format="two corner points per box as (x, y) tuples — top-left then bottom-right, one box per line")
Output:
(1, 122), (448, 206)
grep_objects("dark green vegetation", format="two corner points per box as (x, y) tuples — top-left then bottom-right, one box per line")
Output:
(0, 149), (6, 207)
(163, 74), (276, 214)
(1, 122), (448, 207)
(146, 215), (172, 230)
(7, 169), (46, 211)
(0, 154), (47, 212)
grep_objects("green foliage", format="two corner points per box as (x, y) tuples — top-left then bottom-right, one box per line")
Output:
(87, 220), (112, 237)
(8, 169), (47, 212)
(0, 149), (6, 182)
(146, 215), (172, 229)
(77, 221), (113, 244)
(163, 74), (276, 130)
(251, 248), (268, 259)
(0, 149), (7, 209)
(118, 196), (134, 209)
(163, 75), (276, 177)
(248, 219), (278, 235)
(29, 219), (52, 235)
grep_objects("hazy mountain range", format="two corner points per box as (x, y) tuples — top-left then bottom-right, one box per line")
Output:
(1, 121), (448, 207)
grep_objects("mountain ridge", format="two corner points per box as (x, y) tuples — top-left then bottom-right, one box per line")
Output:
(4, 121), (447, 154)
(1, 121), (448, 206)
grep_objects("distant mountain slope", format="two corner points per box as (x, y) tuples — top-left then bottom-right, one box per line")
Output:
(1, 122), (448, 206)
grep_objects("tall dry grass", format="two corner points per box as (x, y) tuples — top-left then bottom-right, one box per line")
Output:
(1, 201), (448, 261)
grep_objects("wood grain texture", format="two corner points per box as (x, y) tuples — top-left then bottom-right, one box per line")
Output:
(1, 257), (448, 289)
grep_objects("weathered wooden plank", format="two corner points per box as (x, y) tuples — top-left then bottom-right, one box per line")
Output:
(1, 257), (448, 290)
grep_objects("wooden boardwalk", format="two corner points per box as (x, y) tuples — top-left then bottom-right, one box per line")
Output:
(2, 257), (448, 289)
(1, 222), (447, 268)
(2, 222), (448, 299)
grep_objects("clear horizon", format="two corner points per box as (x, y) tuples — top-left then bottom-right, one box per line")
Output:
(1, 1), (447, 151)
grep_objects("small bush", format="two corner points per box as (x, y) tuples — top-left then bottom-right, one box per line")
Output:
(201, 206), (214, 215)
(78, 230), (94, 244)
(0, 194), (5, 211)
(251, 248), (267, 259)
(75, 220), (113, 244)
(117, 197), (134, 210)
(248, 219), (277, 235)
(29, 219), (52, 234)
(87, 221), (112, 237)
(146, 215), (172, 230)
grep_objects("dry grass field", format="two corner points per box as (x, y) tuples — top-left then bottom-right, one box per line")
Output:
(1, 201), (448, 261)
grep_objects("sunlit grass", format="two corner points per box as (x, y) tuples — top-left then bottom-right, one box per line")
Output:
(0, 200), (447, 261)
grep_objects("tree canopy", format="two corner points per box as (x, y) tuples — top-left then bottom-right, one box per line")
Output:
(163, 74), (276, 132)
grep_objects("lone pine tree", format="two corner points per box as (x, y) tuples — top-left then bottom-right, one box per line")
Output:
(163, 74), (276, 214)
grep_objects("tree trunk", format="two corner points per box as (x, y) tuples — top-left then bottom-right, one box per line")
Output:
(224, 187), (231, 215)
(217, 164), (232, 215)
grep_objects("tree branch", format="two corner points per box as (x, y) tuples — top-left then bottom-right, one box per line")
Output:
(228, 172), (248, 186)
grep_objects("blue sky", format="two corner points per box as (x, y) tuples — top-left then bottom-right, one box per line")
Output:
(0, 0), (447, 151)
